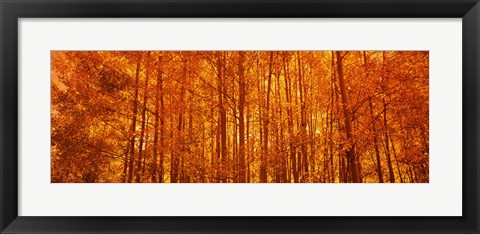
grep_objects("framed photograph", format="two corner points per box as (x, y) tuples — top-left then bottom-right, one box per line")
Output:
(1, 0), (478, 233)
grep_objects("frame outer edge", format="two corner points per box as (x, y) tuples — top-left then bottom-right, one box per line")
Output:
(463, 2), (480, 233)
(473, 2), (479, 233)
(0, 0), (19, 233)
(0, 0), (6, 232)
(0, 0), (3, 230)
(1, 0), (480, 233)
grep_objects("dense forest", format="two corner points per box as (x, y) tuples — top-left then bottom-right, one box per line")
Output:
(51, 51), (429, 183)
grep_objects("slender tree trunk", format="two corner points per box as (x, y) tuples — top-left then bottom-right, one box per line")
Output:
(127, 58), (141, 183)
(296, 52), (308, 182)
(152, 63), (160, 182)
(215, 109), (220, 182)
(142, 114), (149, 176)
(153, 55), (164, 183)
(283, 53), (298, 183)
(380, 52), (395, 183)
(159, 58), (165, 183)
(170, 117), (178, 183)
(217, 52), (227, 182)
(184, 112), (193, 182)
(159, 100), (165, 180)
(275, 66), (287, 183)
(334, 91), (345, 182)
(368, 98), (384, 183)
(335, 51), (360, 183)
(135, 54), (150, 183)
(391, 138), (403, 183)
(238, 52), (246, 183)
(383, 97), (395, 183)
(122, 145), (129, 182)
(246, 104), (251, 183)
(174, 62), (186, 183)
(329, 52), (336, 183)
(362, 52), (384, 183)
(408, 165), (416, 183)
(261, 52), (273, 183)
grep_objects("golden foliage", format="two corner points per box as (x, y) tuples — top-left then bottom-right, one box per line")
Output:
(51, 51), (429, 183)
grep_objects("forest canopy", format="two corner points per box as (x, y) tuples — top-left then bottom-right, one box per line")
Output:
(51, 51), (429, 183)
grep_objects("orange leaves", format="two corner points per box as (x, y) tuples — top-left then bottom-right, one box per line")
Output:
(51, 51), (429, 183)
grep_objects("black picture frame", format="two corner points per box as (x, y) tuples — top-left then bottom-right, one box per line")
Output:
(1, 0), (478, 233)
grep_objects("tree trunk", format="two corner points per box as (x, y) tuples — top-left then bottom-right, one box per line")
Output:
(335, 51), (360, 183)
(238, 52), (246, 183)
(261, 52), (273, 183)
(363, 52), (384, 183)
(122, 145), (129, 183)
(170, 117), (178, 183)
(369, 99), (384, 183)
(246, 104), (251, 183)
(391, 137), (403, 183)
(218, 52), (227, 182)
(152, 55), (163, 182)
(135, 53), (150, 183)
(127, 58), (141, 183)
(296, 52), (308, 182)
(329, 53), (335, 183)
(159, 57), (165, 183)
(141, 114), (149, 176)
(380, 52), (395, 183)
(283, 53), (298, 183)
